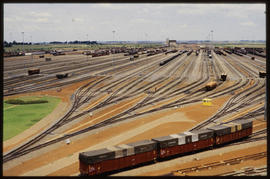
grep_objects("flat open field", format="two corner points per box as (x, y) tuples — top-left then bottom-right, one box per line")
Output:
(3, 44), (266, 176)
(3, 96), (60, 140)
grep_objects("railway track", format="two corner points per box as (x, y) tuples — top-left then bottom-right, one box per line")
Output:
(171, 152), (266, 176)
(3, 48), (265, 170)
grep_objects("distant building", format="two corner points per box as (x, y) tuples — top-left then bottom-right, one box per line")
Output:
(168, 40), (177, 47)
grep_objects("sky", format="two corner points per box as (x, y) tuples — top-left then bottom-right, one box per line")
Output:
(4, 3), (266, 42)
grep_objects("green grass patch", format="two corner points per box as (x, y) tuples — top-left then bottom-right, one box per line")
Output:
(3, 96), (61, 141)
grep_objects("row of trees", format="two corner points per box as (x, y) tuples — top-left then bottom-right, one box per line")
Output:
(49, 40), (98, 44)
(4, 40), (98, 47)
(4, 40), (32, 47)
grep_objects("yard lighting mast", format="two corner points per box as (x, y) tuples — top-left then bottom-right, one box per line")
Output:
(211, 30), (214, 49)
(21, 32), (24, 53)
(112, 30), (116, 75)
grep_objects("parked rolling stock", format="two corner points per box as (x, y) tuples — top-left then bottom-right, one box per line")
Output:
(28, 68), (40, 75)
(220, 73), (227, 81)
(259, 71), (266, 78)
(79, 120), (253, 176)
(56, 73), (69, 79)
(159, 52), (182, 66)
(205, 81), (217, 91)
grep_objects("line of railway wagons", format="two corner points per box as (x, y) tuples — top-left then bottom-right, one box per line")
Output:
(79, 119), (253, 176)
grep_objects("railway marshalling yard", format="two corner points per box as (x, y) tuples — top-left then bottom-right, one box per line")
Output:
(3, 44), (267, 176)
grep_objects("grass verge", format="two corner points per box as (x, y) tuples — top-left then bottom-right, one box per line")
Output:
(3, 96), (61, 141)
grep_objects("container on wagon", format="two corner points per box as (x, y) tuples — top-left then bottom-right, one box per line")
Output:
(177, 133), (192, 144)
(117, 143), (135, 156)
(207, 125), (231, 136)
(151, 135), (178, 148)
(232, 119), (253, 130)
(126, 139), (157, 154)
(79, 148), (116, 165)
(223, 123), (237, 133)
(183, 131), (198, 142)
(190, 129), (214, 140)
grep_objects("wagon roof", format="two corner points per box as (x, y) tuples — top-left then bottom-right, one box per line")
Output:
(152, 135), (175, 141)
(127, 139), (156, 147)
(207, 124), (230, 130)
(191, 129), (214, 134)
(80, 148), (113, 157)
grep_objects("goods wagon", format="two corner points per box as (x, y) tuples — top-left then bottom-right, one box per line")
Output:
(207, 119), (252, 145)
(205, 81), (217, 91)
(220, 73), (227, 81)
(79, 140), (157, 176)
(83, 51), (91, 56)
(79, 120), (253, 176)
(28, 68), (40, 75)
(45, 58), (51, 61)
(152, 129), (214, 159)
(56, 73), (69, 79)
(259, 71), (266, 78)
(39, 55), (44, 58)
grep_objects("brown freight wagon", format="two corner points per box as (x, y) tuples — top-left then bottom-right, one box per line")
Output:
(207, 119), (252, 145)
(205, 81), (217, 91)
(152, 130), (214, 159)
(28, 68), (40, 75)
(228, 119), (253, 139)
(207, 125), (232, 145)
(186, 129), (214, 151)
(79, 140), (157, 176)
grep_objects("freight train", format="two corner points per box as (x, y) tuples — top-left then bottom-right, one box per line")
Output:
(159, 51), (185, 66)
(79, 119), (252, 176)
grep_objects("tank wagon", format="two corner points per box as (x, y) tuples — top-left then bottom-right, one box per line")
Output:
(28, 68), (40, 75)
(56, 73), (69, 79)
(205, 81), (217, 91)
(79, 120), (253, 176)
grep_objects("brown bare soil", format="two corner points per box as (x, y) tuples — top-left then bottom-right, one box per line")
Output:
(142, 143), (266, 176)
